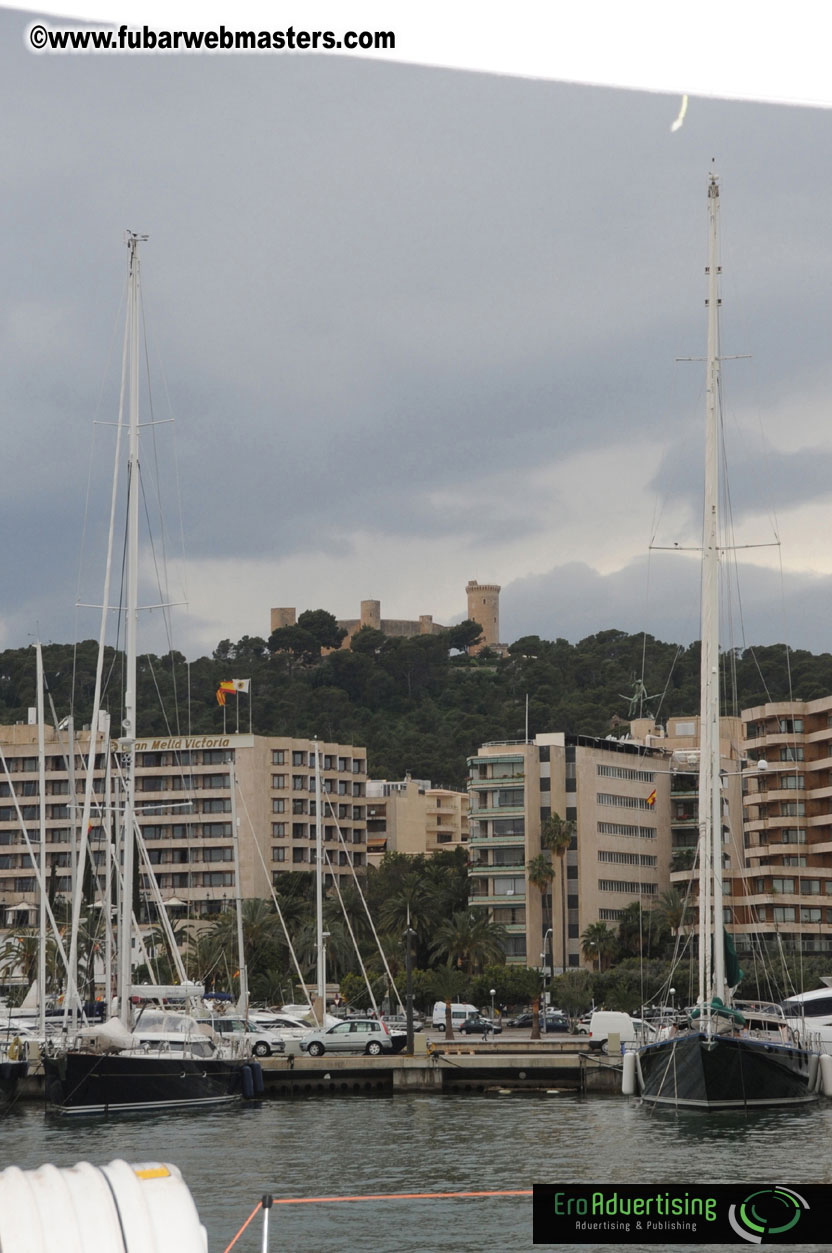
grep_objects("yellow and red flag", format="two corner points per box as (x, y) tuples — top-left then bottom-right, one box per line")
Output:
(646, 788), (657, 807)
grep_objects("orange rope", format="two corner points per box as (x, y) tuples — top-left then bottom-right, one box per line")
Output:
(224, 1187), (530, 1247)
(222, 1201), (262, 1253)
(271, 1188), (532, 1204)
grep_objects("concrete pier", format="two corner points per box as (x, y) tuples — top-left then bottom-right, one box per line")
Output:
(16, 1045), (624, 1102)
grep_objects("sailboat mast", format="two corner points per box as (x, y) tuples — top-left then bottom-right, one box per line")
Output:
(315, 741), (325, 1022)
(36, 644), (47, 1039)
(118, 232), (143, 1026)
(698, 174), (725, 1006)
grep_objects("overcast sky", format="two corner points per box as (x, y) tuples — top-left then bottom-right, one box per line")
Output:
(4, 7), (832, 662)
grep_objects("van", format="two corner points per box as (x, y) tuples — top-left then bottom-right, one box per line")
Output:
(431, 1002), (478, 1030)
(588, 1011), (656, 1053)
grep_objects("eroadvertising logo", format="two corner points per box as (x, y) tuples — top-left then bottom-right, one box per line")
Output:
(533, 1184), (827, 1244)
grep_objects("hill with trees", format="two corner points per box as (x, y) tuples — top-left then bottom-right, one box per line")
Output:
(1, 620), (831, 788)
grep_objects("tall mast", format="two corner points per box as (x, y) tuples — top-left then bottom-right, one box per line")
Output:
(698, 174), (724, 1008)
(118, 232), (144, 1026)
(229, 760), (248, 1018)
(315, 741), (325, 1025)
(36, 644), (46, 1039)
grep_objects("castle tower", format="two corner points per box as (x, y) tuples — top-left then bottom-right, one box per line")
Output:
(360, 599), (381, 631)
(270, 607), (297, 633)
(466, 580), (501, 652)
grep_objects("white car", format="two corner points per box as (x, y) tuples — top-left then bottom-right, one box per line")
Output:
(200, 1015), (286, 1057)
(248, 1012), (310, 1040)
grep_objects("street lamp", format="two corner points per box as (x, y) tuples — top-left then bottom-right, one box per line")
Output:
(490, 987), (496, 1023)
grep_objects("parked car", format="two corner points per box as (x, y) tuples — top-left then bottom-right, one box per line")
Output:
(248, 1012), (310, 1040)
(381, 1014), (424, 1033)
(199, 1015), (286, 1058)
(458, 1014), (502, 1035)
(299, 1018), (394, 1057)
(507, 1011), (569, 1032)
(574, 1014), (593, 1035)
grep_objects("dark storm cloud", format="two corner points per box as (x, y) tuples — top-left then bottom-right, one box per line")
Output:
(502, 555), (832, 654)
(4, 16), (832, 655)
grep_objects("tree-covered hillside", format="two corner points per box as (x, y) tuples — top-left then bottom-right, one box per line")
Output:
(2, 623), (831, 789)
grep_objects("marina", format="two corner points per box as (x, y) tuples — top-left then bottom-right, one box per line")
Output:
(2, 1091), (832, 1252)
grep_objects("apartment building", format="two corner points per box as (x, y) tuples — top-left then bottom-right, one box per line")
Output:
(365, 777), (469, 863)
(467, 731), (674, 970)
(0, 724), (367, 925)
(735, 697), (832, 958)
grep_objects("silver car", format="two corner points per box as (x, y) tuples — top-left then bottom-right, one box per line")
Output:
(299, 1018), (393, 1057)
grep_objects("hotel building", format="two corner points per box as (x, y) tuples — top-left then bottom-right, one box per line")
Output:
(0, 724), (367, 926)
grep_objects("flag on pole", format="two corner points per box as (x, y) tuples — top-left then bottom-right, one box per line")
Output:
(220, 679), (250, 694)
(646, 788), (657, 807)
(216, 686), (227, 706)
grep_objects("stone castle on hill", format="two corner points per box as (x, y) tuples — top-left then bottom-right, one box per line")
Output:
(271, 580), (503, 655)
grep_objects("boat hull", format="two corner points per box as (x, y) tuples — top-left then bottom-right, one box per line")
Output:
(43, 1051), (245, 1115)
(0, 1060), (28, 1112)
(637, 1032), (818, 1109)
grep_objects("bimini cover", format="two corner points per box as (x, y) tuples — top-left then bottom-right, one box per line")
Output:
(0, 1160), (207, 1253)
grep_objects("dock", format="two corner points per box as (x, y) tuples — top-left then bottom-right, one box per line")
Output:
(16, 1042), (624, 1102)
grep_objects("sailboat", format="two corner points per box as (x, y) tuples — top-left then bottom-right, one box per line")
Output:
(42, 235), (251, 1115)
(632, 175), (820, 1109)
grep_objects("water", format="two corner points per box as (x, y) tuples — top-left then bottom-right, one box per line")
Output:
(2, 1093), (831, 1251)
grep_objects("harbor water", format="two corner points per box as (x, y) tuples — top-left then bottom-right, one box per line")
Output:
(2, 1092), (831, 1252)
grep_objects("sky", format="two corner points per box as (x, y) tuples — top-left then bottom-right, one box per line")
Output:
(4, 6), (832, 661)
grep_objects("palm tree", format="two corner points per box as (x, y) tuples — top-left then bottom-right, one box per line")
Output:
(430, 911), (507, 976)
(656, 887), (690, 943)
(581, 920), (618, 971)
(541, 813), (575, 974)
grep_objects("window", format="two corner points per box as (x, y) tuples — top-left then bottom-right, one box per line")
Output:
(204, 823), (232, 838)
(203, 774), (230, 789)
(292, 848), (306, 864)
(338, 758), (348, 772)
(772, 878), (795, 894)
(596, 764), (655, 782)
(292, 823), (306, 839)
(496, 789), (524, 808)
(780, 746), (805, 761)
(272, 750), (285, 765)
(292, 776), (305, 791)
(597, 822), (656, 839)
(782, 775), (805, 789)
(272, 847), (286, 862)
(292, 751), (305, 766)
(203, 798), (230, 813)
(272, 775), (286, 788)
(493, 876), (525, 897)
(801, 907), (822, 923)
(781, 803), (805, 817)
(778, 718), (804, 734)
(272, 823), (286, 837)
(598, 879), (658, 895)
(202, 750), (227, 765)
(597, 793), (656, 812)
(204, 847), (233, 862)
(272, 798), (285, 813)
(352, 759), (364, 774)
(292, 799), (307, 815)
(773, 906), (796, 922)
(492, 818), (525, 836)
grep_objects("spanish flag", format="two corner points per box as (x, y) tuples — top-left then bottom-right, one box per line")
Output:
(646, 789), (657, 807)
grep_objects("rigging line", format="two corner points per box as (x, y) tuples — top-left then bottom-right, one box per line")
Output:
(321, 845), (386, 1018)
(136, 463), (184, 738)
(324, 789), (404, 1009)
(232, 784), (316, 1014)
(72, 282), (131, 725)
(139, 289), (187, 741)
